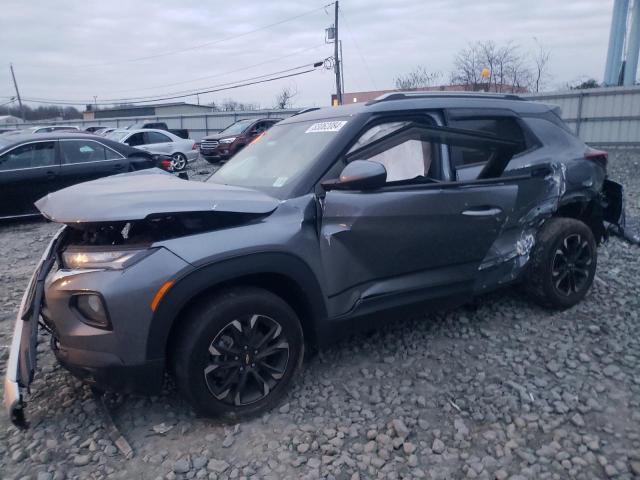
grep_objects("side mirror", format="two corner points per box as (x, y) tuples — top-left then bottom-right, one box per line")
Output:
(322, 160), (387, 191)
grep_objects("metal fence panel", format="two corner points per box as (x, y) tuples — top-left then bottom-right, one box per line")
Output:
(526, 85), (640, 147)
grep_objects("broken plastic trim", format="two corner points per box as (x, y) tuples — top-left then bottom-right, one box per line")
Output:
(60, 211), (269, 247)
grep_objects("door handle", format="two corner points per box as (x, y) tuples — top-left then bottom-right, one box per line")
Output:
(461, 206), (503, 216)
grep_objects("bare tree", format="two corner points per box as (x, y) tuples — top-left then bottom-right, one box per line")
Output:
(450, 43), (484, 90)
(506, 54), (533, 93)
(220, 99), (260, 111)
(394, 66), (441, 90)
(493, 42), (520, 92)
(478, 41), (498, 89)
(532, 40), (551, 93)
(451, 40), (548, 93)
(274, 86), (298, 109)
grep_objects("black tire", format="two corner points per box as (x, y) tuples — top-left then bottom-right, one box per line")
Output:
(525, 217), (597, 309)
(172, 287), (304, 420)
(171, 152), (188, 171)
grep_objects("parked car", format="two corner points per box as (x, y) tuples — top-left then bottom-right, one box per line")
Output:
(107, 128), (197, 171)
(199, 117), (281, 163)
(93, 127), (117, 136)
(126, 121), (189, 140)
(0, 133), (168, 219)
(1, 125), (81, 137)
(5, 93), (628, 426)
(84, 126), (108, 133)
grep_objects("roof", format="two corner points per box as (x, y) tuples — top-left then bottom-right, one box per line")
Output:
(0, 132), (109, 148)
(95, 102), (211, 112)
(282, 93), (556, 124)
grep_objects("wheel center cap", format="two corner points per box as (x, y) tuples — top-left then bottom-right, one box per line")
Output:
(244, 353), (251, 365)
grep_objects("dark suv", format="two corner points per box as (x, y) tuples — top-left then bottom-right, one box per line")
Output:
(5, 93), (626, 425)
(199, 117), (281, 163)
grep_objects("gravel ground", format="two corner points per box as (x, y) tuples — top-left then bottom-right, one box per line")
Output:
(0, 153), (639, 480)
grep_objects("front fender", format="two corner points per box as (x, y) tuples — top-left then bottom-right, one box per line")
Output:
(147, 252), (328, 360)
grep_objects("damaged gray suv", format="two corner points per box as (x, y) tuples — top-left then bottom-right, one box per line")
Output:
(5, 92), (627, 426)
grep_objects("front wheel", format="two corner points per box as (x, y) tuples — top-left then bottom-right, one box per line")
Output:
(525, 217), (597, 309)
(171, 152), (188, 171)
(172, 287), (304, 420)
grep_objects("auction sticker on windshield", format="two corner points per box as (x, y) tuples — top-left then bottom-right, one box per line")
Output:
(305, 121), (348, 133)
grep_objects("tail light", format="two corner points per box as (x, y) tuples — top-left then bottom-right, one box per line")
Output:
(192, 143), (198, 150)
(160, 159), (172, 170)
(585, 147), (608, 169)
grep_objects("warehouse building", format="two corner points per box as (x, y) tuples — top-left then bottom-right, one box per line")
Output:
(83, 102), (215, 120)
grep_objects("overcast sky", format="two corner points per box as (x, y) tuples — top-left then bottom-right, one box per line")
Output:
(0, 0), (615, 110)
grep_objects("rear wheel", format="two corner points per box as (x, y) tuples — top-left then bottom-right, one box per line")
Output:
(525, 218), (597, 309)
(171, 152), (187, 171)
(172, 287), (304, 420)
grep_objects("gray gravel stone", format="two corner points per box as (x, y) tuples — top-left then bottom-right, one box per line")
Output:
(1, 152), (639, 480)
(432, 438), (446, 454)
(73, 454), (91, 467)
(173, 457), (191, 474)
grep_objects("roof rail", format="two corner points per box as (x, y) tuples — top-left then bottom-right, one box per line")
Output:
(366, 91), (526, 105)
(292, 107), (321, 117)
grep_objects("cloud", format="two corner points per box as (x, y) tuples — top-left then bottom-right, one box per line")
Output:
(0, 0), (615, 108)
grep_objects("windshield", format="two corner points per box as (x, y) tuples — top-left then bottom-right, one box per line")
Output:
(207, 118), (347, 195)
(219, 119), (254, 136)
(106, 130), (130, 142)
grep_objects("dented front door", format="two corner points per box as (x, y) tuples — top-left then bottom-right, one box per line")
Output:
(320, 182), (519, 299)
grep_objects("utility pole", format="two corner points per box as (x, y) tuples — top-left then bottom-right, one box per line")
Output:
(334, 1), (342, 105)
(9, 63), (25, 121)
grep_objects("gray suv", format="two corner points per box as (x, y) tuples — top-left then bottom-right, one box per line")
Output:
(5, 93), (627, 426)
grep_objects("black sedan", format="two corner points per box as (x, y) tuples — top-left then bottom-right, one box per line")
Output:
(0, 133), (169, 219)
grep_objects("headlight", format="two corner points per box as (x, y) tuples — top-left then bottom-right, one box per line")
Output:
(219, 137), (236, 144)
(62, 248), (152, 270)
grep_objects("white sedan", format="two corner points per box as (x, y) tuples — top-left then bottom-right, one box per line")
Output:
(107, 129), (197, 171)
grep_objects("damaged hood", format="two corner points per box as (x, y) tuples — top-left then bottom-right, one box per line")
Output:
(35, 168), (281, 223)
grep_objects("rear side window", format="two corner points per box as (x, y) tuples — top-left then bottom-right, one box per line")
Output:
(145, 131), (171, 144)
(448, 117), (526, 168)
(0, 142), (56, 170)
(125, 133), (145, 146)
(60, 140), (122, 164)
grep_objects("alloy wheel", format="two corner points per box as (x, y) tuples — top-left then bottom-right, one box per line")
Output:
(551, 233), (593, 296)
(171, 153), (187, 171)
(204, 314), (289, 406)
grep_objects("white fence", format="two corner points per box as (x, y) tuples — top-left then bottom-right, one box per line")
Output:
(526, 85), (640, 148)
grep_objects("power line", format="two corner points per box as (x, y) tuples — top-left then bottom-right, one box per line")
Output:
(340, 9), (378, 90)
(17, 65), (325, 106)
(15, 3), (335, 70)
(15, 61), (324, 105)
(102, 44), (327, 95)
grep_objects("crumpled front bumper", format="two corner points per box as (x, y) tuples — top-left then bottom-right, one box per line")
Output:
(4, 227), (65, 428)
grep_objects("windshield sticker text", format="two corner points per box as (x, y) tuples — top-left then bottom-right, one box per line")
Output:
(305, 121), (348, 133)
